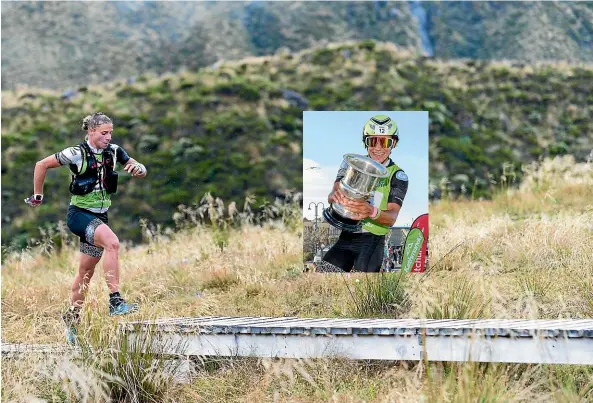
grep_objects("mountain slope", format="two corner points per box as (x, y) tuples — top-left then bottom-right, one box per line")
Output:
(2, 41), (592, 248)
(425, 1), (593, 62)
(3, 1), (593, 89)
(0, 1), (420, 90)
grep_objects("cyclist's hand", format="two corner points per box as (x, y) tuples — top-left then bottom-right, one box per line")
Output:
(341, 198), (374, 220)
(25, 194), (43, 207)
(329, 187), (347, 205)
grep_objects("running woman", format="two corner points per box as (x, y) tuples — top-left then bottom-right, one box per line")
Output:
(25, 112), (147, 344)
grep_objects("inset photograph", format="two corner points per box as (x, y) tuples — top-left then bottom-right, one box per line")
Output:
(303, 111), (429, 273)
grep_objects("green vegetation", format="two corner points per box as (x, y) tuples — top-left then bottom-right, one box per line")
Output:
(348, 272), (410, 318)
(3, 41), (592, 248)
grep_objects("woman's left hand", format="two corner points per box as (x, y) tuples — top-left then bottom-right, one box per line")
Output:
(124, 162), (146, 177)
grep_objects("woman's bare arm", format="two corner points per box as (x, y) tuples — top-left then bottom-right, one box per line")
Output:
(34, 155), (61, 194)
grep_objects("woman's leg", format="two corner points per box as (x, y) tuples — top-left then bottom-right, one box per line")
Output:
(92, 223), (121, 293)
(90, 223), (138, 315)
(71, 252), (102, 307)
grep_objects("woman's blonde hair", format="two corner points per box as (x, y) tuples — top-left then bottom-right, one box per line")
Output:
(82, 112), (112, 130)
(82, 112), (112, 140)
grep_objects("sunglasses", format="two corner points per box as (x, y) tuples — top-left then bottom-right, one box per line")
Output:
(364, 136), (397, 148)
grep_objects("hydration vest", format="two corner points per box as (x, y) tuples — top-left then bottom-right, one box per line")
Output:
(68, 142), (117, 196)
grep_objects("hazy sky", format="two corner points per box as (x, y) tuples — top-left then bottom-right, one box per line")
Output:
(303, 111), (429, 227)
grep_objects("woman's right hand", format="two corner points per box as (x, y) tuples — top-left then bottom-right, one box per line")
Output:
(24, 194), (43, 207)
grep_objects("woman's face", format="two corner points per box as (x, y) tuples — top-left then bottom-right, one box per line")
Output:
(366, 136), (394, 163)
(88, 123), (113, 149)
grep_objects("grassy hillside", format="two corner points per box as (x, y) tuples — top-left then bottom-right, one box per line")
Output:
(3, 41), (593, 248)
(3, 2), (593, 90)
(2, 156), (592, 401)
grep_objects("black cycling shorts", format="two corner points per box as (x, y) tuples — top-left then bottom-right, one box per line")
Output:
(66, 205), (108, 258)
(322, 232), (386, 273)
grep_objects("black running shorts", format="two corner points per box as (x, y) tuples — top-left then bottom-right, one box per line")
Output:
(66, 205), (108, 258)
(322, 232), (386, 273)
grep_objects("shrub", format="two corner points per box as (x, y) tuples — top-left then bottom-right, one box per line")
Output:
(348, 272), (410, 318)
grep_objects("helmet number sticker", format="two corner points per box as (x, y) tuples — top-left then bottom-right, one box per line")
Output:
(375, 125), (388, 135)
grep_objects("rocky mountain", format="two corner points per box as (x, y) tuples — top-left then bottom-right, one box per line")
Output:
(3, 1), (593, 89)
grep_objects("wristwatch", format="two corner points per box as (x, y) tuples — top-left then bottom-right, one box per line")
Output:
(33, 194), (43, 201)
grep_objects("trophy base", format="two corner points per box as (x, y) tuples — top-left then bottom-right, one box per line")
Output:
(323, 205), (362, 232)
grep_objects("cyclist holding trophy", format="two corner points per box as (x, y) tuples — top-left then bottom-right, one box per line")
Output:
(323, 115), (408, 272)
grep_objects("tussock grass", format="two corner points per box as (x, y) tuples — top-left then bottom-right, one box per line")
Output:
(200, 268), (241, 291)
(347, 272), (410, 318)
(423, 276), (492, 320)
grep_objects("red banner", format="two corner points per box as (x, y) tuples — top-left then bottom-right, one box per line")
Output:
(410, 213), (429, 273)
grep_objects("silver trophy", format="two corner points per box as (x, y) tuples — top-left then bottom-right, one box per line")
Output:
(323, 154), (389, 232)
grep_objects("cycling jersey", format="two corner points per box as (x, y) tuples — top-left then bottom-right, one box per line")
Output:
(55, 142), (130, 213)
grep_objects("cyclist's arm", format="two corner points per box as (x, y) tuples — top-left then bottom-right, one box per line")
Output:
(372, 202), (401, 227)
(377, 170), (408, 226)
(370, 170), (408, 226)
(33, 154), (62, 194)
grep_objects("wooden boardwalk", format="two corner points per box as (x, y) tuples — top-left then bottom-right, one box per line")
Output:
(4, 317), (593, 365)
(120, 316), (593, 365)
(1, 342), (80, 357)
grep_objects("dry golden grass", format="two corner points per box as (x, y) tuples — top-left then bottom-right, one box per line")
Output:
(2, 156), (592, 401)
(2, 224), (305, 344)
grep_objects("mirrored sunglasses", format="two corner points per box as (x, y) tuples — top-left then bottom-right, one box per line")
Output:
(364, 136), (396, 148)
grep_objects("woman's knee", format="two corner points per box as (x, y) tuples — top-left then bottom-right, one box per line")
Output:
(104, 236), (120, 252)
(94, 224), (119, 251)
